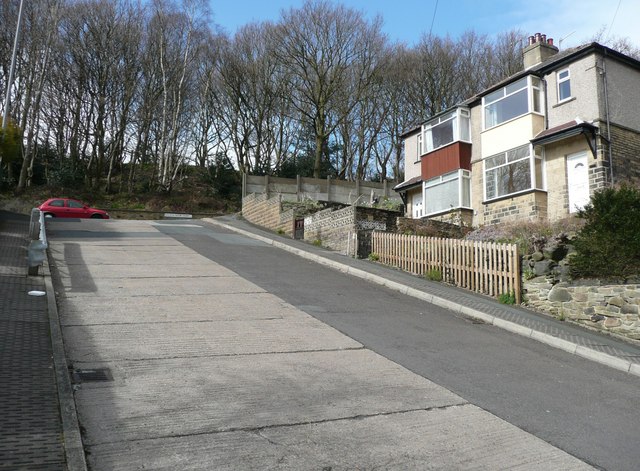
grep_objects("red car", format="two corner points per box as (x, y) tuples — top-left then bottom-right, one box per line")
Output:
(38, 198), (110, 219)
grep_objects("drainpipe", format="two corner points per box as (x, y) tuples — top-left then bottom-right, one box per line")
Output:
(602, 50), (614, 186)
(541, 75), (549, 130)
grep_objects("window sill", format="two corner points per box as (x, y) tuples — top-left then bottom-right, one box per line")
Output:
(483, 188), (547, 205)
(424, 207), (473, 218)
(553, 97), (576, 108)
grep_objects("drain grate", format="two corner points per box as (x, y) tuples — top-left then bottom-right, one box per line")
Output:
(72, 368), (113, 383)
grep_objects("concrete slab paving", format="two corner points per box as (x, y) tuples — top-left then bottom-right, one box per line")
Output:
(87, 407), (592, 471)
(74, 349), (463, 445)
(58, 293), (301, 324)
(64, 316), (362, 361)
(49, 247), (214, 266)
(43, 218), (597, 470)
(59, 275), (263, 296)
(54, 262), (237, 280)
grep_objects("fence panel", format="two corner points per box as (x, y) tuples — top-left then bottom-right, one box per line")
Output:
(371, 232), (520, 303)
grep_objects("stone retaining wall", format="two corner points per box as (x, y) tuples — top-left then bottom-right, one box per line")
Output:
(242, 193), (295, 237)
(304, 206), (400, 256)
(522, 240), (640, 342)
(525, 279), (640, 341)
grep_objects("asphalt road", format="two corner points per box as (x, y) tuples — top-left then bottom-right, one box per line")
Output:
(152, 219), (640, 471)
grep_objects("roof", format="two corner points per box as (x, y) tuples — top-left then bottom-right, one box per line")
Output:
(401, 41), (640, 140)
(469, 42), (640, 105)
(393, 175), (422, 192)
(531, 119), (598, 146)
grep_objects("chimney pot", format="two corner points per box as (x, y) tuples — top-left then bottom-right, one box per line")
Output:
(535, 32), (542, 42)
(541, 34), (547, 42)
(547, 37), (553, 46)
(528, 35), (534, 45)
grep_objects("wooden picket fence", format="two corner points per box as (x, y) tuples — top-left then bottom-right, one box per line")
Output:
(371, 232), (521, 303)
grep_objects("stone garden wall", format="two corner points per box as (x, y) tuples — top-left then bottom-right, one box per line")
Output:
(523, 240), (640, 342)
(242, 193), (295, 237)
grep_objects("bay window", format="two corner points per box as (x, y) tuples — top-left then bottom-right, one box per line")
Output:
(483, 76), (542, 129)
(484, 145), (544, 200)
(423, 108), (471, 153)
(424, 170), (471, 215)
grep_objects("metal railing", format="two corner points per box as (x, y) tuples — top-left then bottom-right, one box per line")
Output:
(28, 208), (48, 276)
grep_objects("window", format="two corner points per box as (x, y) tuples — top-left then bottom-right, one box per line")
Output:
(68, 200), (84, 208)
(558, 69), (571, 101)
(424, 170), (471, 215)
(416, 133), (423, 159)
(423, 108), (471, 153)
(483, 76), (542, 129)
(484, 145), (544, 200)
(50, 200), (64, 207)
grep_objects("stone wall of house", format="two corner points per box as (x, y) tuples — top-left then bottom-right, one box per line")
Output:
(481, 191), (548, 226)
(523, 240), (640, 341)
(611, 123), (640, 187)
(242, 193), (295, 237)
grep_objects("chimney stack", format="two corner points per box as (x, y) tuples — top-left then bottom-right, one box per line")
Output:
(523, 32), (559, 69)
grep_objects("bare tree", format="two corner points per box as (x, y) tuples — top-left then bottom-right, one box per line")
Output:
(271, 0), (386, 178)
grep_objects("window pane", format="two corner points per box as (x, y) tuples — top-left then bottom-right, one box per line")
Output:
(50, 200), (64, 207)
(484, 88), (504, 104)
(486, 159), (532, 199)
(505, 77), (527, 94)
(485, 88), (528, 127)
(535, 157), (544, 189)
(461, 175), (471, 207)
(68, 200), (84, 208)
(507, 145), (530, 162)
(425, 177), (460, 214)
(485, 154), (505, 169)
(460, 115), (470, 141)
(559, 80), (571, 100)
(428, 118), (454, 151)
(559, 70), (569, 80)
(533, 87), (541, 112)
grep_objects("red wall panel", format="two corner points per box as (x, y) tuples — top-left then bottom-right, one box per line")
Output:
(421, 142), (471, 179)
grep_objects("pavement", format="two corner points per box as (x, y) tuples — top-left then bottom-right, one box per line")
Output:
(1, 210), (639, 469)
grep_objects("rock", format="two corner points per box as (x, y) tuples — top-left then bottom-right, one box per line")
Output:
(573, 293), (588, 302)
(548, 286), (572, 302)
(604, 317), (622, 328)
(533, 260), (555, 276)
(608, 296), (625, 307)
(531, 251), (544, 262)
(622, 304), (639, 314)
(543, 244), (568, 262)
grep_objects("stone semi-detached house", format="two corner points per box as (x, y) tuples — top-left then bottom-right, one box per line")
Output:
(395, 33), (640, 227)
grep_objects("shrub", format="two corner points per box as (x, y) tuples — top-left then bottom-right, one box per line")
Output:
(498, 291), (516, 305)
(570, 185), (640, 281)
(368, 252), (380, 261)
(426, 269), (442, 282)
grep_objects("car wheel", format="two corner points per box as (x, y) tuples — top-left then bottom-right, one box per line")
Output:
(90, 214), (103, 219)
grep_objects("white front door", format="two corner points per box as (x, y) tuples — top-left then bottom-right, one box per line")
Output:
(567, 151), (590, 213)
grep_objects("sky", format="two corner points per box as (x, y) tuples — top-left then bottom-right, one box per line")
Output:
(210, 0), (640, 50)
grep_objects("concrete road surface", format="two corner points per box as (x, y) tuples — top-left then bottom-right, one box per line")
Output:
(46, 218), (602, 470)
